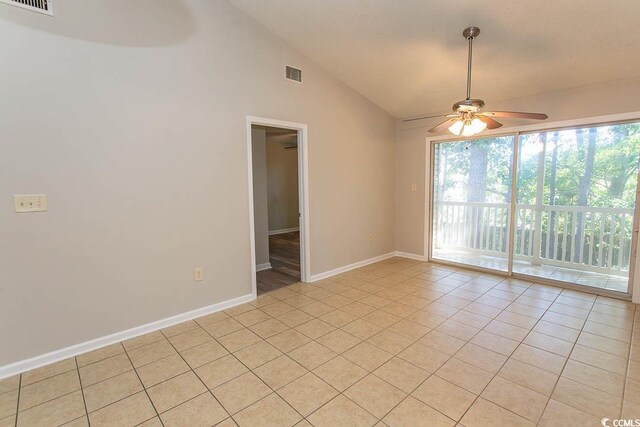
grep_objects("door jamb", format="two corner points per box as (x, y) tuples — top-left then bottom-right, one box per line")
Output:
(246, 116), (311, 299)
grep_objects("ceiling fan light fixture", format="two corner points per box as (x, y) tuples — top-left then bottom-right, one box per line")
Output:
(466, 117), (487, 135)
(460, 119), (475, 137)
(448, 120), (464, 135)
(448, 117), (486, 137)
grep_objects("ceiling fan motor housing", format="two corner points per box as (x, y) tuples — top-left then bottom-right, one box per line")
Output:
(453, 98), (485, 113)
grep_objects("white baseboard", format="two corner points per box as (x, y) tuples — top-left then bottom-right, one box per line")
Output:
(0, 293), (255, 380)
(1, 250), (427, 379)
(395, 251), (427, 261)
(310, 251), (397, 282)
(256, 262), (272, 272)
(268, 227), (299, 236)
(309, 251), (428, 283)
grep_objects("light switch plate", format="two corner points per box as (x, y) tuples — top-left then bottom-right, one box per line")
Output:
(14, 194), (47, 213)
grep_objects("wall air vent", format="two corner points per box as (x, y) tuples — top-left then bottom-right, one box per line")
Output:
(0, 0), (53, 15)
(285, 66), (302, 83)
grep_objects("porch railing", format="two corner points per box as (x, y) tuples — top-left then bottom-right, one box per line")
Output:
(434, 201), (634, 275)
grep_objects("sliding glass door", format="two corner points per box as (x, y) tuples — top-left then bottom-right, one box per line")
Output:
(513, 123), (639, 293)
(430, 120), (640, 295)
(431, 135), (515, 272)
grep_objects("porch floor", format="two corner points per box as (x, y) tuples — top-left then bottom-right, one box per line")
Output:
(433, 249), (629, 293)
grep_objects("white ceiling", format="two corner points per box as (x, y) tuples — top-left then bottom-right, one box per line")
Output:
(228, 0), (640, 119)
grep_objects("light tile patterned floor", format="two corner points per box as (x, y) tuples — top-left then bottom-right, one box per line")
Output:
(433, 250), (629, 292)
(1, 257), (639, 426)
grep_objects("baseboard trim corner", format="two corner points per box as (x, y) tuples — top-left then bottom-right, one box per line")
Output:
(309, 251), (397, 282)
(268, 227), (299, 236)
(395, 251), (427, 261)
(0, 293), (255, 380)
(256, 262), (272, 272)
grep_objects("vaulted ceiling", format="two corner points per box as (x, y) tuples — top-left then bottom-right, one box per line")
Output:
(227, 0), (640, 119)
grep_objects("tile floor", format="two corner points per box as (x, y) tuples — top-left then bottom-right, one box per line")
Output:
(434, 250), (629, 292)
(1, 257), (639, 426)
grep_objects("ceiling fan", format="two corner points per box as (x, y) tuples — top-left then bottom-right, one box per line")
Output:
(405, 27), (548, 137)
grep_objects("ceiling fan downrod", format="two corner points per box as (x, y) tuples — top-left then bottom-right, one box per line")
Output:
(402, 25), (547, 130)
(463, 27), (480, 101)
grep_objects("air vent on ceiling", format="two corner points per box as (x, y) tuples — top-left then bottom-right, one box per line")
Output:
(0, 0), (53, 15)
(285, 66), (302, 83)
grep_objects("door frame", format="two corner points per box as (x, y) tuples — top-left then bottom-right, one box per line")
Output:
(246, 116), (311, 298)
(423, 111), (640, 301)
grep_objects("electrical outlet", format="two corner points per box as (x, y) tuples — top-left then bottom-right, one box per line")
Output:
(369, 233), (375, 241)
(194, 267), (203, 282)
(411, 183), (417, 192)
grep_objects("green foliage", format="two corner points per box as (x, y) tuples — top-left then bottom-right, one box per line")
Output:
(434, 122), (640, 270)
(516, 123), (640, 208)
(435, 136), (514, 203)
(435, 122), (640, 207)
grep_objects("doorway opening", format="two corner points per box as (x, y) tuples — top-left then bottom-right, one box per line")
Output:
(247, 117), (310, 297)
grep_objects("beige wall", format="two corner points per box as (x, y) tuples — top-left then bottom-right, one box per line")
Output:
(251, 127), (270, 266)
(267, 134), (299, 232)
(395, 76), (640, 257)
(0, 1), (396, 366)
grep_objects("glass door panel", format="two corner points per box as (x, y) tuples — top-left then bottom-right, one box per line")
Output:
(432, 135), (515, 272)
(513, 122), (640, 294)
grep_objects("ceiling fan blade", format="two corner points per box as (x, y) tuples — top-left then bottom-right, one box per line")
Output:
(481, 111), (548, 120)
(428, 118), (459, 133)
(478, 115), (503, 130)
(403, 114), (450, 123)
